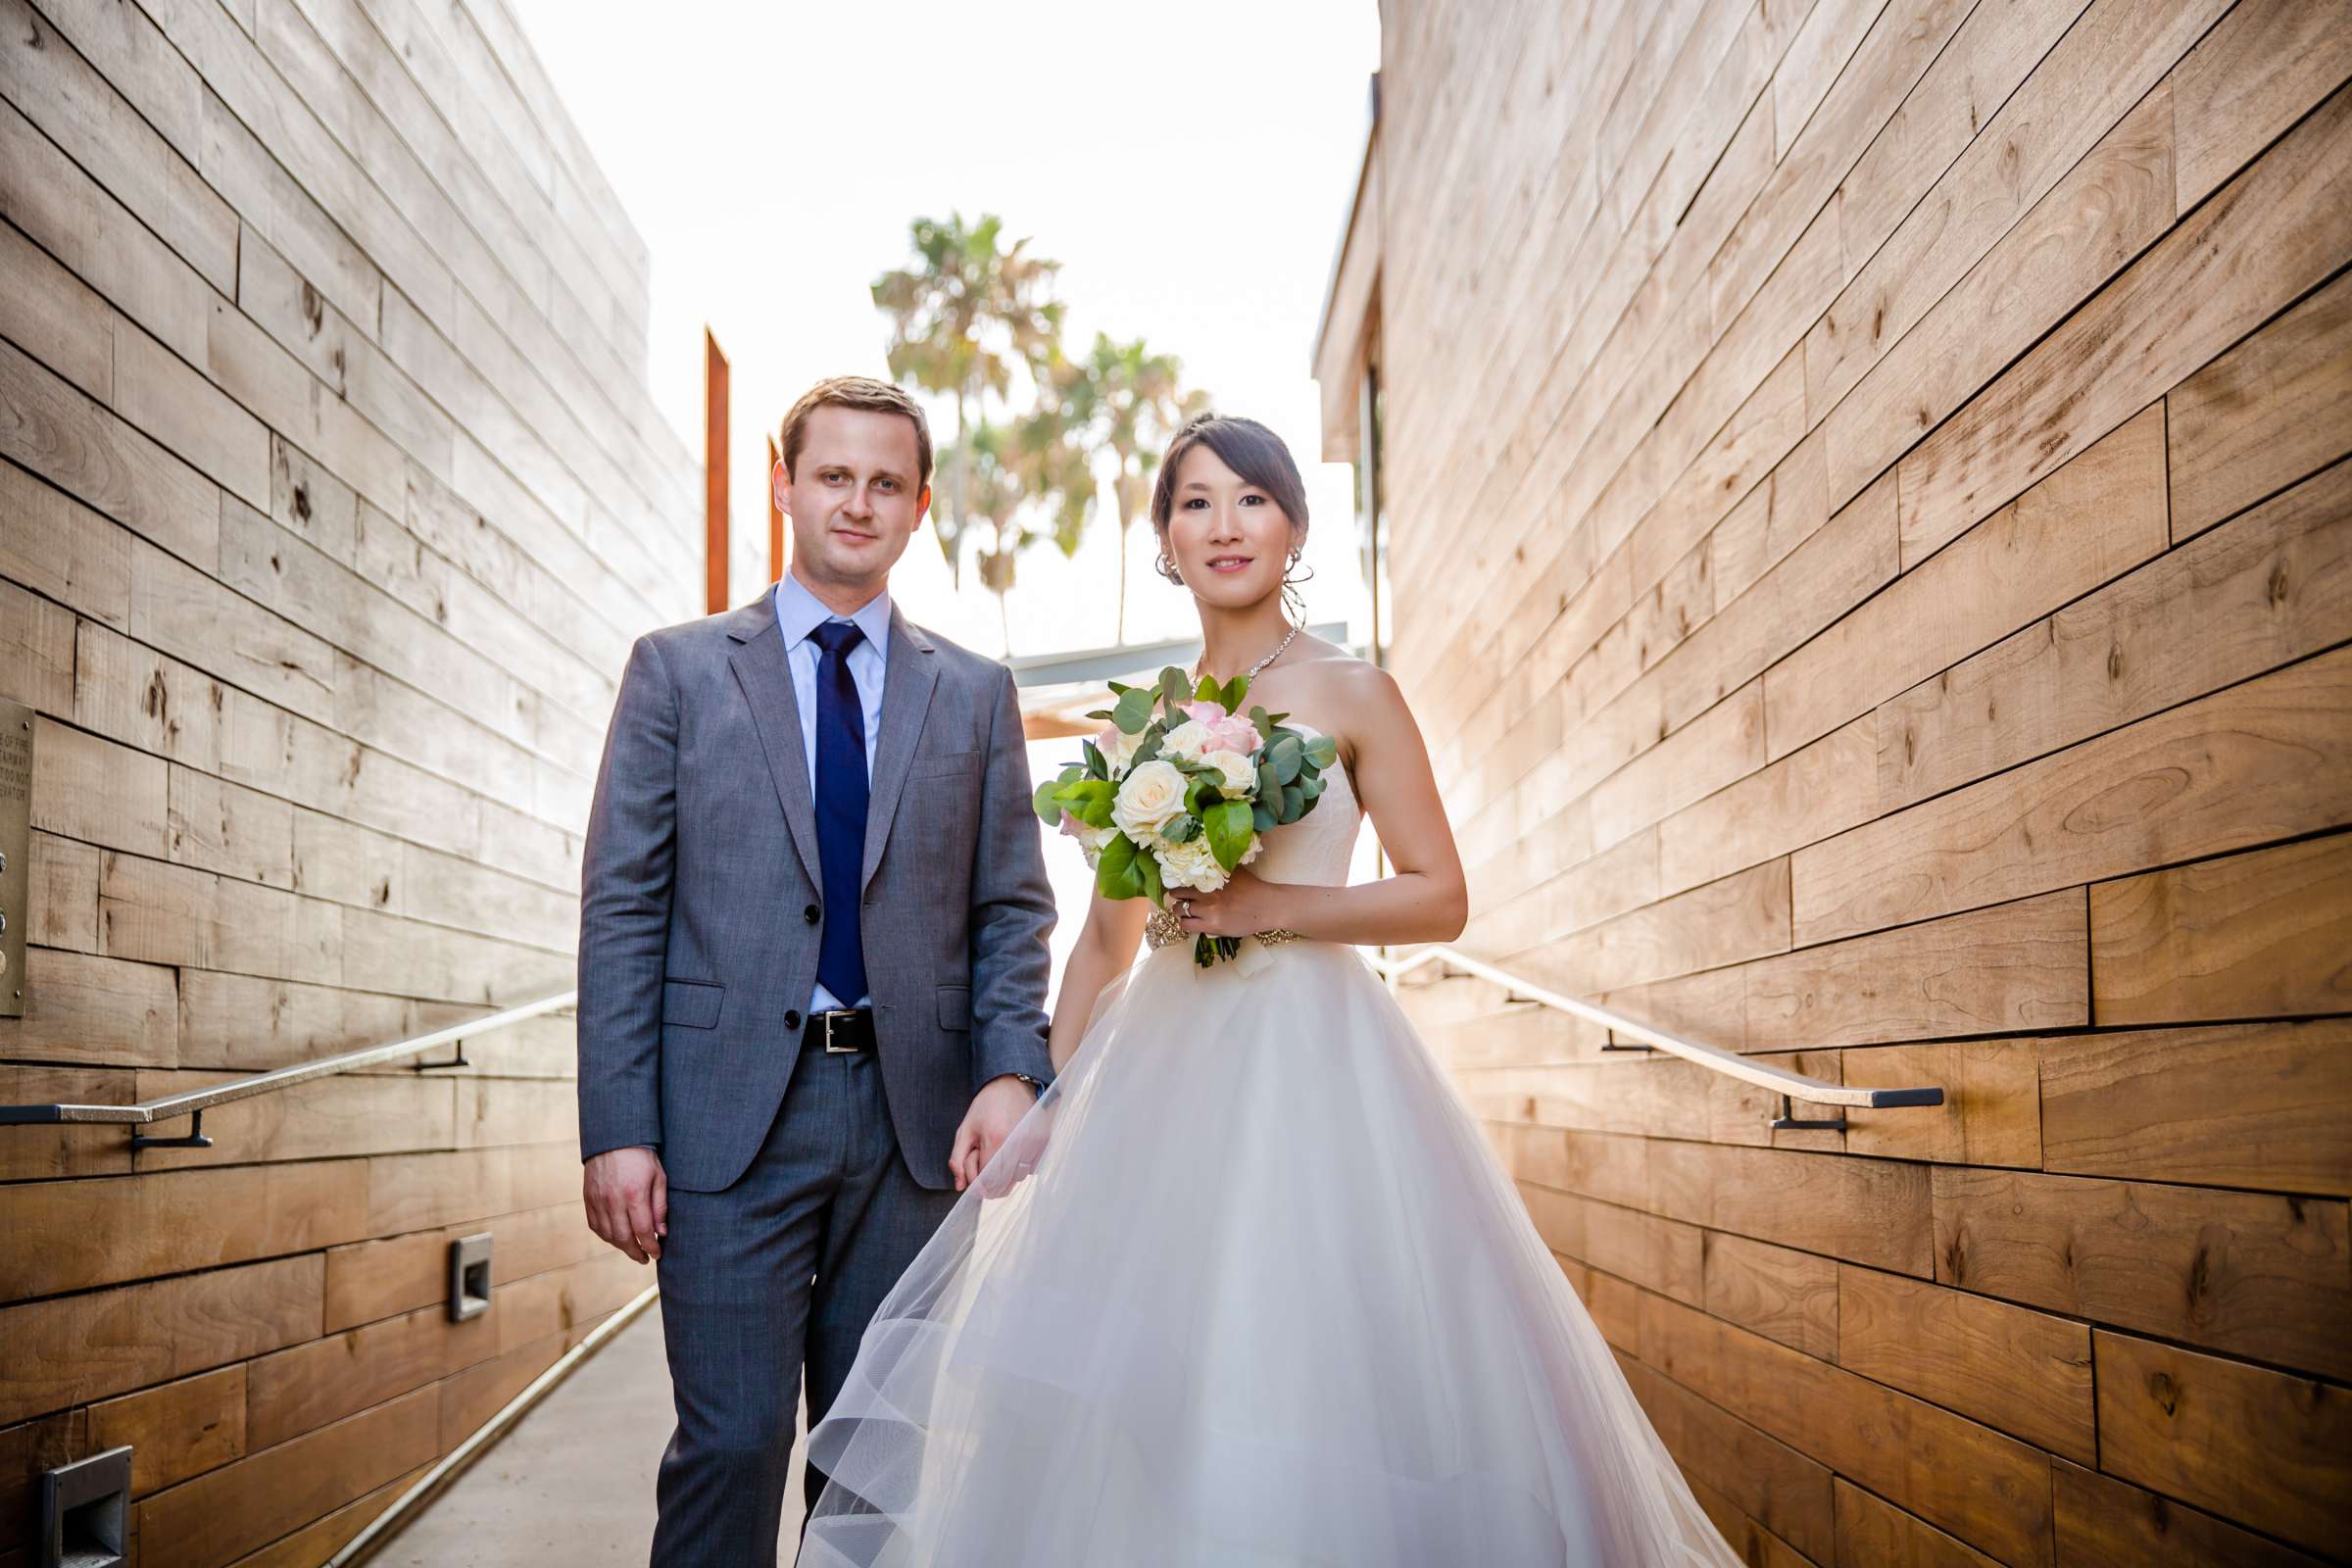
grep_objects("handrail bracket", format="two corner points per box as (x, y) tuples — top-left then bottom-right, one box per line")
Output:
(129, 1109), (213, 1152)
(1766, 1093), (1845, 1133)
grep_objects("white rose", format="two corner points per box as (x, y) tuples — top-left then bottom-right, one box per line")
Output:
(1111, 760), (1188, 842)
(1157, 835), (1229, 892)
(1200, 749), (1258, 797)
(1159, 719), (1212, 761)
(1096, 724), (1146, 773)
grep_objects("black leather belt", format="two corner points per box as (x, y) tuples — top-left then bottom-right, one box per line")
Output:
(801, 1007), (875, 1054)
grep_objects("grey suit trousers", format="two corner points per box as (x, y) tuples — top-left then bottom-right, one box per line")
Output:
(651, 1034), (957, 1563)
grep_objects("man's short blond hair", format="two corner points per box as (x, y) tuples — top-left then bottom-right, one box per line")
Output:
(777, 376), (934, 488)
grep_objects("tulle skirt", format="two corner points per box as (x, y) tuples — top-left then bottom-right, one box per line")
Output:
(802, 937), (1739, 1566)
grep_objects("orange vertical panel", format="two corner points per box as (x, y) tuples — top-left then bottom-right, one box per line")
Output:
(704, 327), (729, 613)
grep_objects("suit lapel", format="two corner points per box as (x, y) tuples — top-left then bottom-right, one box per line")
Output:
(727, 601), (824, 886)
(860, 603), (938, 894)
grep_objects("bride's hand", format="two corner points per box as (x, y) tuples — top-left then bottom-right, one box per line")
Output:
(1170, 868), (1287, 938)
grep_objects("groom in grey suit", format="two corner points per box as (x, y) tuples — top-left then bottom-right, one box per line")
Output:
(576, 375), (1055, 1562)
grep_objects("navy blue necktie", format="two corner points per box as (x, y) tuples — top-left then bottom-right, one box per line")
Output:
(808, 620), (869, 1006)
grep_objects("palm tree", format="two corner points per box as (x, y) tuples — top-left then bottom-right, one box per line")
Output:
(871, 215), (1063, 586)
(964, 356), (1101, 655)
(1079, 333), (1208, 642)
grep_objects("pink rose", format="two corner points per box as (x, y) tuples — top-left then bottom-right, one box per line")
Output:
(1179, 701), (1260, 756)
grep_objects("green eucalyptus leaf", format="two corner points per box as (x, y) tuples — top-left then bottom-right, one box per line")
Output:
(1094, 833), (1145, 900)
(1252, 803), (1278, 832)
(1131, 730), (1165, 768)
(1304, 735), (1339, 769)
(1204, 799), (1254, 870)
(1112, 688), (1155, 734)
(1282, 781), (1304, 818)
(1031, 780), (1065, 824)
(1255, 760), (1281, 801)
(1270, 736), (1304, 785)
(1158, 666), (1190, 710)
(1162, 813), (1200, 844)
(1250, 705), (1274, 742)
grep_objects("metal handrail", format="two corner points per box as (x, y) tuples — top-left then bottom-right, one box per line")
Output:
(1365, 946), (1941, 1124)
(0, 990), (578, 1150)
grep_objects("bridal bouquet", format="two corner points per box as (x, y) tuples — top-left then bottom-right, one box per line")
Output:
(1032, 665), (1340, 965)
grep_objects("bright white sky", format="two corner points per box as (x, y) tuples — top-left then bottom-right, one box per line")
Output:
(506, 0), (1384, 660)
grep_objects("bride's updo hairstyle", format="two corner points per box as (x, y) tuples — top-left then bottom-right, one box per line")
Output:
(1150, 414), (1310, 591)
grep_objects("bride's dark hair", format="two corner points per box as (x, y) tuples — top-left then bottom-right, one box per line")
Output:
(1150, 416), (1312, 605)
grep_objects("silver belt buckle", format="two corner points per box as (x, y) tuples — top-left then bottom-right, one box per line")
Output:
(821, 1010), (858, 1054)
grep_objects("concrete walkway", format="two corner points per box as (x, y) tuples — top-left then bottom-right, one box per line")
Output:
(375, 1298), (808, 1565)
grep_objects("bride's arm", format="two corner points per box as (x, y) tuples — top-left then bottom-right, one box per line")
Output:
(1048, 887), (1152, 1074)
(1178, 663), (1469, 949)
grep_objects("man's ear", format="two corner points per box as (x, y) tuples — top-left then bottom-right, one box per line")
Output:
(915, 482), (933, 521)
(771, 456), (792, 517)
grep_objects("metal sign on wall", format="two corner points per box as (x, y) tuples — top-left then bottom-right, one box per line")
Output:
(0, 699), (30, 1017)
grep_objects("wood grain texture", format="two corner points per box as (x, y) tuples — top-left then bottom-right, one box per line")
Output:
(0, 1254), (322, 1425)
(2169, 267), (2352, 540)
(1894, 75), (2352, 569)
(2038, 1018), (2352, 1197)
(1640, 1290), (2054, 1566)
(1842, 1040), (2040, 1167)
(1796, 645), (2352, 946)
(1837, 1266), (2095, 1463)
(1877, 452), (2352, 812)
(1934, 1167), (2352, 1379)
(85, 1364), (246, 1498)
(2093, 1329), (2352, 1555)
(1700, 1231), (1839, 1361)
(2090, 825), (2352, 1025)
(1348, 0), (2352, 1554)
(133, 1384), (438, 1568)
(1623, 1351), (1838, 1563)
(1833, 1477), (2001, 1568)
(2051, 1457), (2332, 1567)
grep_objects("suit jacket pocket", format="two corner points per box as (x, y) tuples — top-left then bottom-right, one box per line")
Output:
(662, 978), (723, 1029)
(937, 985), (971, 1031)
(909, 750), (981, 779)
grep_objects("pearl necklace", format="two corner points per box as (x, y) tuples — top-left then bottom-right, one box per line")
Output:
(1200, 621), (1299, 687)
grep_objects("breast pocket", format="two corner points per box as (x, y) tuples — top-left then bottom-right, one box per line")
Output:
(662, 978), (723, 1029)
(908, 750), (981, 780)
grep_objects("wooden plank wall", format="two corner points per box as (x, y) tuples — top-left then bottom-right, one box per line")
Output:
(1360, 1), (2352, 1563)
(0, 0), (697, 1559)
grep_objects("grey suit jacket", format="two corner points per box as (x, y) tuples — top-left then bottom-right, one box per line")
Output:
(575, 592), (1057, 1193)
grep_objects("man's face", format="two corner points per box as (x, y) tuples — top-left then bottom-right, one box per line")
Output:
(773, 406), (932, 593)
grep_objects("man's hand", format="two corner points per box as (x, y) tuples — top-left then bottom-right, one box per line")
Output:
(948, 1075), (1040, 1193)
(584, 1145), (667, 1263)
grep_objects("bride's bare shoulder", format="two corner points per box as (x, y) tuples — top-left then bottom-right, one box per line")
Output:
(1267, 638), (1412, 762)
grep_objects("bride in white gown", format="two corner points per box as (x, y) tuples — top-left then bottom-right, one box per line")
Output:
(801, 416), (1740, 1566)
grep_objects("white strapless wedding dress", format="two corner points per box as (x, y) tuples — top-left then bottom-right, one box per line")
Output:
(802, 727), (1740, 1566)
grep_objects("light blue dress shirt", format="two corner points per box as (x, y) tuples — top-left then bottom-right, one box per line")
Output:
(771, 572), (891, 1012)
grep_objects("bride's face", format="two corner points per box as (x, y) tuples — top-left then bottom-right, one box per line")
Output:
(1163, 444), (1298, 611)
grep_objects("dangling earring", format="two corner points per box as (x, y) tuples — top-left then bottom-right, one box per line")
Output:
(1281, 546), (1313, 623)
(1155, 547), (1184, 586)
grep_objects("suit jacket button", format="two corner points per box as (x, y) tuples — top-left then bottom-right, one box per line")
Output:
(804, 903), (820, 925)
(784, 1009), (802, 1030)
